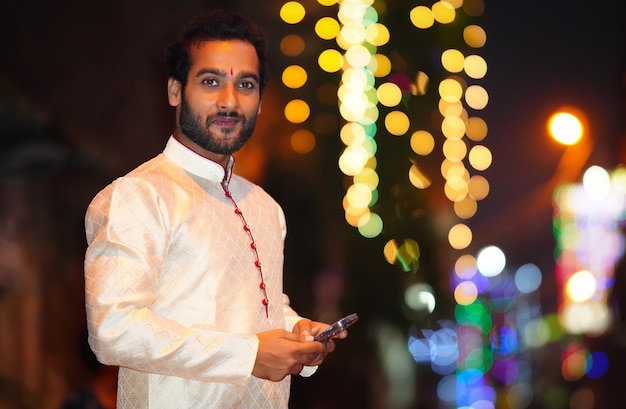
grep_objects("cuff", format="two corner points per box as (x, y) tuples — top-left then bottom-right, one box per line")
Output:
(299, 365), (318, 377)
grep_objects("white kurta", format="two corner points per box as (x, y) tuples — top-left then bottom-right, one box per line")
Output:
(85, 136), (306, 408)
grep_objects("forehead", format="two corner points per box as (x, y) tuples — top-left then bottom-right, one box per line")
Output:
(189, 40), (259, 75)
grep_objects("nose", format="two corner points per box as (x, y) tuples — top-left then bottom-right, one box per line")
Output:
(217, 83), (237, 110)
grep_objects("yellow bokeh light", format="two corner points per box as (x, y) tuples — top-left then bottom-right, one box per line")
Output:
(441, 49), (465, 73)
(463, 0), (486, 17)
(410, 130), (435, 155)
(439, 78), (463, 103)
(315, 17), (341, 40)
(465, 85), (489, 110)
(439, 99), (464, 117)
(361, 102), (380, 125)
(565, 270), (597, 303)
(464, 55), (488, 79)
(317, 0), (337, 5)
(282, 65), (308, 89)
(280, 34), (305, 57)
(345, 45), (372, 68)
(377, 82), (402, 107)
(318, 49), (344, 73)
(385, 111), (410, 136)
(559, 302), (611, 335)
(280, 1), (306, 24)
(468, 175), (489, 200)
(341, 67), (371, 91)
(339, 91), (369, 121)
(454, 281), (478, 305)
(358, 212), (383, 238)
(338, 3), (368, 24)
(455, 254), (478, 279)
(448, 223), (472, 250)
(354, 167), (379, 190)
(339, 145), (369, 175)
(344, 204), (369, 227)
(440, 159), (454, 179)
(409, 164), (432, 189)
(412, 71), (429, 96)
(468, 145), (492, 171)
(441, 116), (466, 140)
(370, 54), (392, 77)
(466, 117), (488, 141)
(365, 23), (390, 46)
(290, 129), (316, 154)
(340, 24), (367, 46)
(432, 1), (456, 24)
(463, 25), (487, 48)
(284, 99), (310, 123)
(346, 183), (373, 208)
(443, 138), (467, 162)
(383, 240), (399, 264)
(446, 0), (463, 8)
(410, 6), (434, 29)
(340, 122), (366, 145)
(548, 112), (584, 145)
(445, 163), (469, 184)
(454, 196), (478, 219)
(444, 179), (468, 202)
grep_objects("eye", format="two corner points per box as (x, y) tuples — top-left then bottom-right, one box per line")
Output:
(238, 81), (256, 90)
(201, 78), (218, 86)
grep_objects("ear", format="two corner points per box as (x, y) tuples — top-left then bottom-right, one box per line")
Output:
(257, 101), (262, 115)
(167, 78), (182, 107)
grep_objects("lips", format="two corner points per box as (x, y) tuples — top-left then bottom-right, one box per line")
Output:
(210, 114), (241, 127)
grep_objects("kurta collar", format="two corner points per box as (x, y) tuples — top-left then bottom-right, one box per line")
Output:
(163, 136), (234, 186)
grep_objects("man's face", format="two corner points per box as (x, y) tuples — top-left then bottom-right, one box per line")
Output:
(173, 40), (262, 159)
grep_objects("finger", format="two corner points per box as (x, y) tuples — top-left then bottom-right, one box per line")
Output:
(294, 319), (313, 336)
(282, 331), (314, 343)
(304, 352), (326, 366)
(335, 330), (348, 339)
(290, 364), (304, 375)
(323, 340), (336, 353)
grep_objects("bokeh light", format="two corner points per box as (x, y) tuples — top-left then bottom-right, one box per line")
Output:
(284, 99), (310, 123)
(410, 6), (434, 29)
(476, 246), (506, 277)
(282, 65), (308, 89)
(280, 1), (306, 24)
(549, 111), (584, 145)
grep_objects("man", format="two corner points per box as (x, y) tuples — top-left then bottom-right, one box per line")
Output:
(84, 9), (344, 408)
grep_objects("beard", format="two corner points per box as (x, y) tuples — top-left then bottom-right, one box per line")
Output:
(179, 95), (257, 155)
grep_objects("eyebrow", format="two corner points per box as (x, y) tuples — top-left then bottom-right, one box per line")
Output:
(196, 68), (260, 83)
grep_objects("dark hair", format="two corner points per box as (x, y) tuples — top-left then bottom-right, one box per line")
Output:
(166, 9), (269, 92)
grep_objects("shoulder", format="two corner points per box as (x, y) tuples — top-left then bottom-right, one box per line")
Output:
(231, 174), (279, 205)
(93, 154), (179, 200)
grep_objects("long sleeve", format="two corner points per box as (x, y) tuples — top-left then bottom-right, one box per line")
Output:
(85, 178), (258, 385)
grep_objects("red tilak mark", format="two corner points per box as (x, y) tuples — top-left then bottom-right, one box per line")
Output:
(230, 67), (233, 76)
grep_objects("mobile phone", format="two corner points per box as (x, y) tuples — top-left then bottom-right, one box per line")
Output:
(314, 313), (359, 342)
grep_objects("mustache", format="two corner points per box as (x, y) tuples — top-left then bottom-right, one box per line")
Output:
(215, 111), (239, 118)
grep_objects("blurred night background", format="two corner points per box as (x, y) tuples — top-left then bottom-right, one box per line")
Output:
(1, 0), (625, 408)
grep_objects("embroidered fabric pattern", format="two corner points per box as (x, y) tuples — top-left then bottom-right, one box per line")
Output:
(221, 182), (270, 318)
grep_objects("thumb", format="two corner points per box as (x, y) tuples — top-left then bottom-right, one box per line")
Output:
(283, 331), (314, 343)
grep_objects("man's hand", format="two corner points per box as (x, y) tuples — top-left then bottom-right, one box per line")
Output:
(292, 319), (347, 366)
(252, 329), (325, 381)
